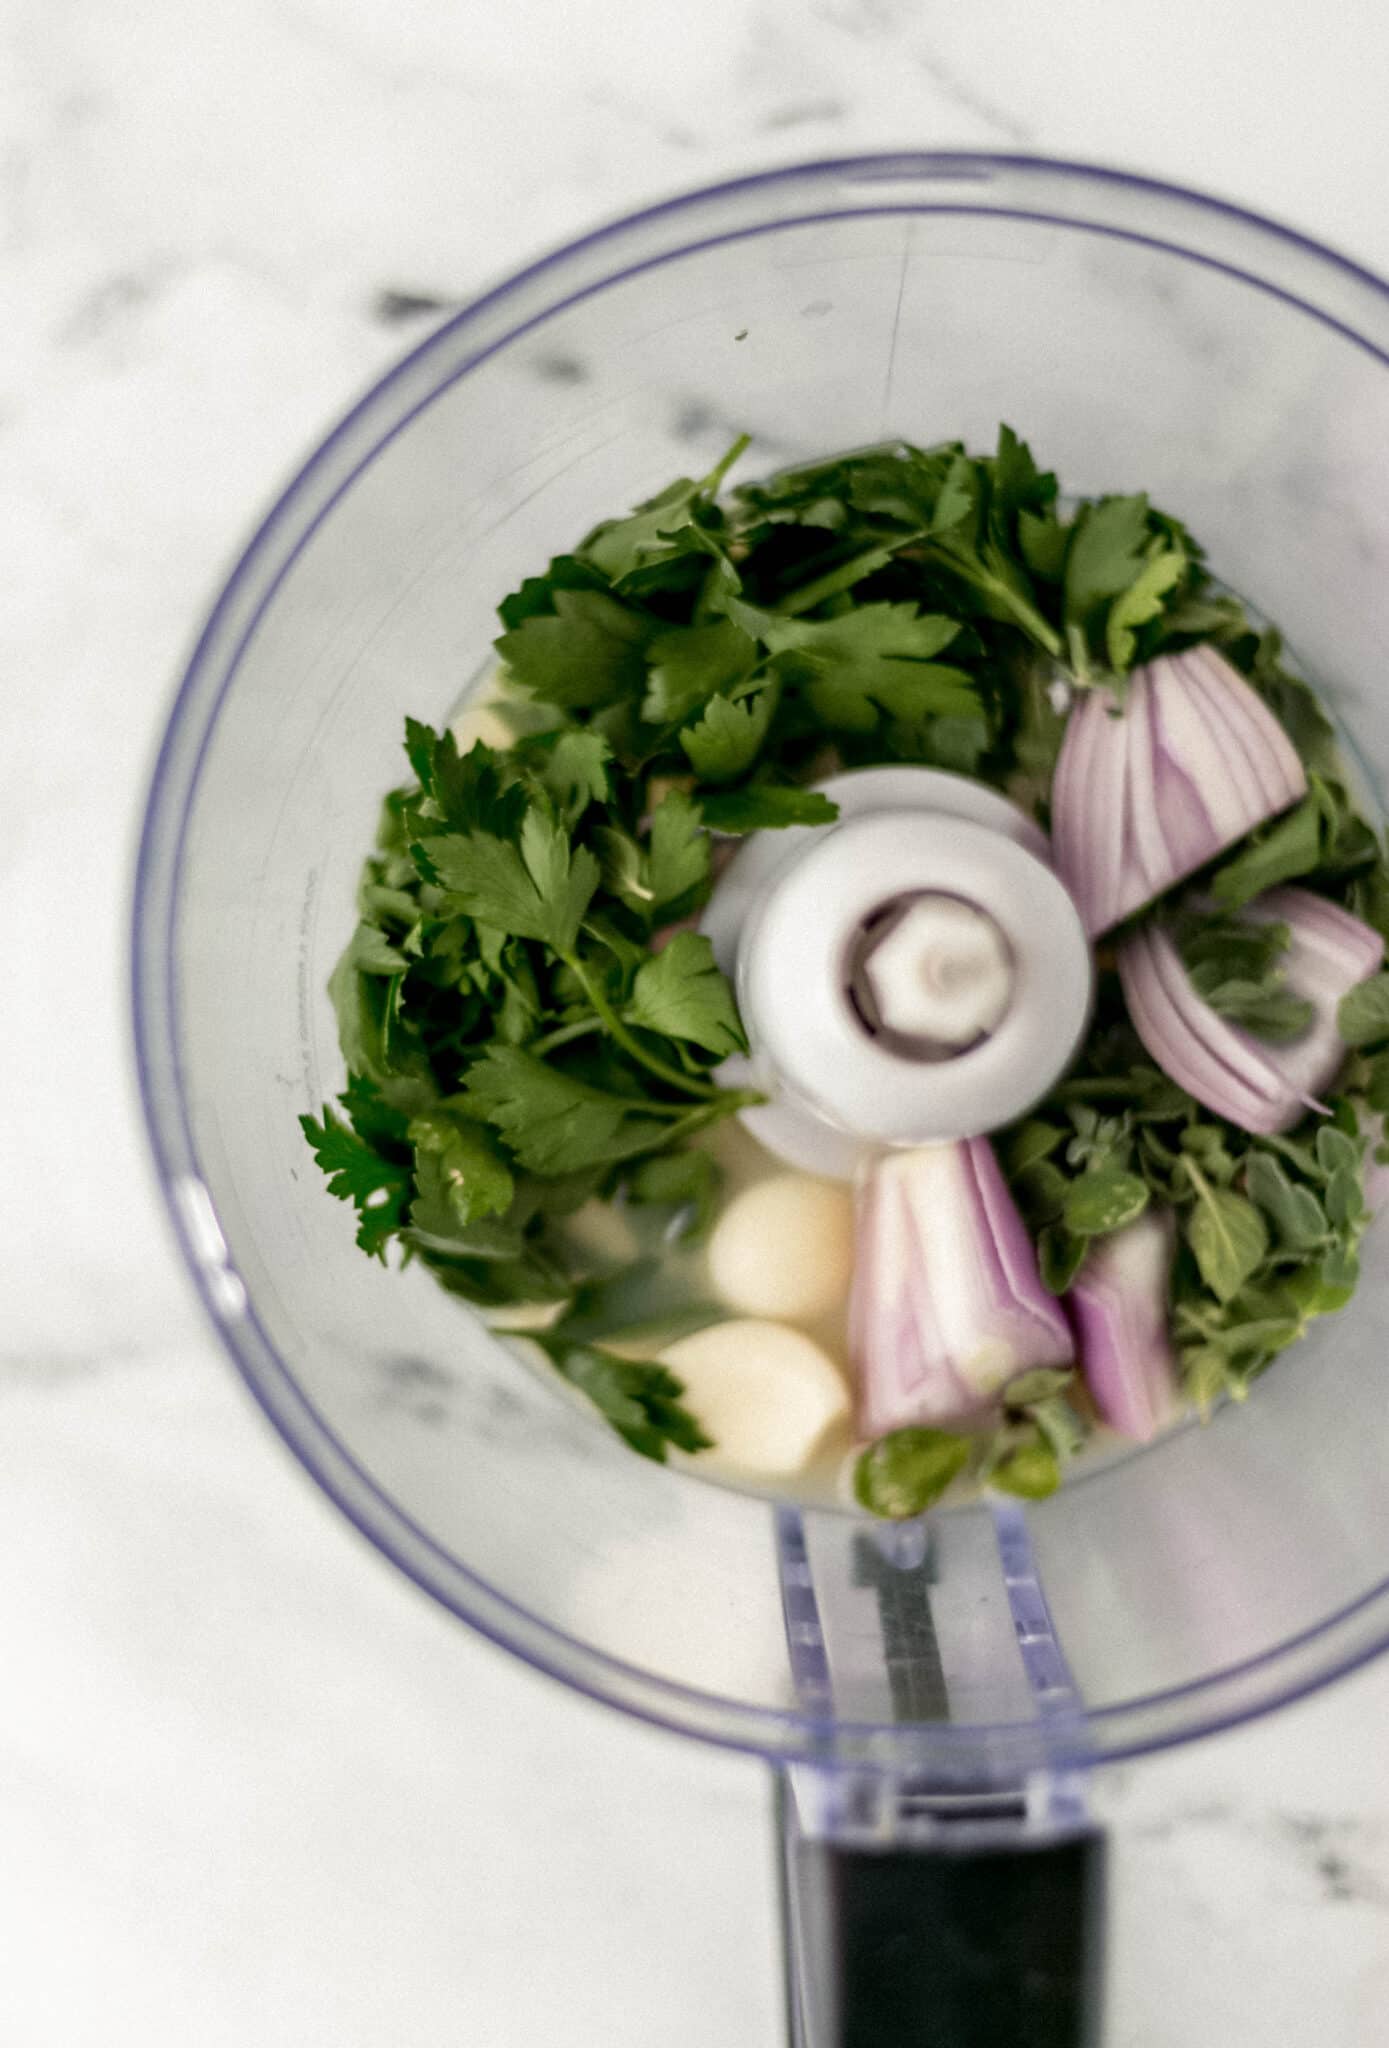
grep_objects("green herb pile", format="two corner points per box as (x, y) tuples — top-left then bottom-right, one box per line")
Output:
(303, 428), (1389, 1484)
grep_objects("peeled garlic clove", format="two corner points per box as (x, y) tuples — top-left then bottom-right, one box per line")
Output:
(658, 1319), (849, 1477)
(706, 1174), (855, 1323)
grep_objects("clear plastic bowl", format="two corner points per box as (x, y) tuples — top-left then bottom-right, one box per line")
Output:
(134, 154), (1389, 1782)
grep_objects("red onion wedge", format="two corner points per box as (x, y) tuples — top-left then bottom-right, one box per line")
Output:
(1118, 888), (1385, 1135)
(1068, 1210), (1181, 1440)
(849, 1139), (1073, 1437)
(1052, 646), (1307, 936)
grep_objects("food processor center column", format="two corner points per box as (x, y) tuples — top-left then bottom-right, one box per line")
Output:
(701, 767), (1095, 1173)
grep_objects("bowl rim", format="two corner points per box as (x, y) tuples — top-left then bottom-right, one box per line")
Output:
(132, 149), (1389, 1777)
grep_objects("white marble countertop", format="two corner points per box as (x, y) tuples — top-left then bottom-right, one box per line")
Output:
(8, 1), (1389, 2041)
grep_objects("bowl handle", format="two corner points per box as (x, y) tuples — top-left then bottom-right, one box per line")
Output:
(776, 1769), (1107, 2048)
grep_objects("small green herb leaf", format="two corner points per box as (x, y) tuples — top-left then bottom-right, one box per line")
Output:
(761, 603), (973, 733)
(1062, 1167), (1149, 1237)
(553, 1345), (712, 1461)
(854, 1428), (972, 1519)
(461, 1047), (673, 1175)
(698, 785), (839, 833)
(1064, 495), (1152, 625)
(1104, 547), (1186, 672)
(1338, 971), (1389, 1048)
(528, 730), (612, 823)
(422, 807), (600, 956)
(408, 1112), (514, 1232)
(1244, 1154), (1328, 1252)
(1185, 1179), (1269, 1303)
(988, 1434), (1061, 1500)
(300, 1100), (412, 1259)
(1210, 796), (1322, 909)
(679, 685), (777, 781)
(628, 932), (747, 1056)
(496, 589), (651, 709)
(642, 620), (758, 725)
(1038, 1223), (1087, 1294)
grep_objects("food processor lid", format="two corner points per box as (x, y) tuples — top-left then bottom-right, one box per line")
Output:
(701, 768), (1094, 1173)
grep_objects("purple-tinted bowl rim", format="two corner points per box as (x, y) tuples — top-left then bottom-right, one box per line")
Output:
(132, 149), (1389, 1775)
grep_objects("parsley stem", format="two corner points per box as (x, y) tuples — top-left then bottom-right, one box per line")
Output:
(698, 433), (752, 498)
(774, 532), (927, 617)
(920, 546), (1064, 660)
(642, 1093), (765, 1149)
(529, 1017), (602, 1058)
(562, 954), (723, 1100)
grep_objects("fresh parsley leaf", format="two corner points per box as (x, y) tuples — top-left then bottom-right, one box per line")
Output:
(327, 948), (434, 1102)
(762, 603), (974, 733)
(421, 806), (600, 956)
(628, 932), (747, 1056)
(919, 453), (1063, 658)
(1105, 548), (1186, 672)
(496, 553), (609, 630)
(339, 1072), (412, 1146)
(496, 588), (651, 709)
(552, 1345), (712, 1461)
(300, 1100), (412, 1259)
(408, 1111), (515, 1232)
(679, 684), (776, 781)
(990, 424), (1059, 522)
(404, 725), (529, 838)
(347, 922), (410, 976)
(698, 785), (839, 833)
(461, 1046), (673, 1175)
(1017, 507), (1068, 581)
(598, 788), (712, 921)
(1210, 795), (1322, 909)
(525, 729), (612, 824)
(642, 788), (710, 906)
(579, 437), (748, 583)
(1064, 495), (1152, 627)
(642, 620), (758, 725)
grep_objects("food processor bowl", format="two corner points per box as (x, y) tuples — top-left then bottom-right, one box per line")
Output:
(134, 156), (1389, 2046)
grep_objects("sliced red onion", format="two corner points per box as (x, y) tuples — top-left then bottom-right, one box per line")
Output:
(1052, 646), (1307, 935)
(1068, 1210), (1181, 1440)
(849, 1139), (1073, 1436)
(1118, 887), (1385, 1135)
